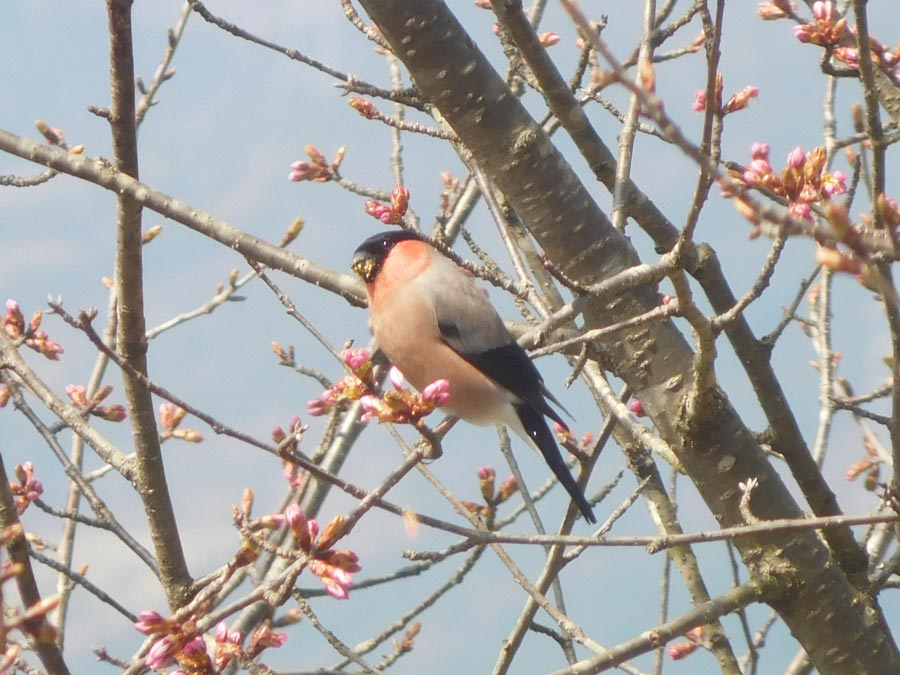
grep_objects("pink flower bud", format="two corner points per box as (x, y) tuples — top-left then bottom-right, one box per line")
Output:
(789, 201), (812, 220)
(422, 379), (450, 406)
(628, 399), (647, 417)
(692, 90), (706, 112)
(539, 31), (560, 47)
(751, 142), (770, 160)
(477, 466), (495, 481)
(390, 367), (406, 391)
(813, 1), (832, 23)
(786, 146), (806, 169)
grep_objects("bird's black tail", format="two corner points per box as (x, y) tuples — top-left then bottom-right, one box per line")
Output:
(514, 404), (596, 524)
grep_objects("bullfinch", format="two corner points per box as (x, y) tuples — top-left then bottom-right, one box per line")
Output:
(351, 229), (596, 524)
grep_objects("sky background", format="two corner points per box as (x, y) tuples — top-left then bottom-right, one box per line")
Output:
(3, 1), (900, 673)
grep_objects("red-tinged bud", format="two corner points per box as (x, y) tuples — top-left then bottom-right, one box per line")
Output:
(4, 299), (25, 336)
(554, 421), (574, 443)
(391, 185), (410, 215)
(478, 466), (496, 503)
(390, 366), (406, 391)
(789, 201), (811, 221)
(305, 144), (325, 166)
(65, 384), (88, 408)
(349, 97), (378, 119)
(751, 142), (770, 160)
(846, 458), (874, 481)
(234, 538), (260, 567)
(497, 475), (518, 503)
(725, 85), (759, 114)
(792, 23), (815, 43)
(786, 146), (806, 169)
(658, 293), (675, 305)
(94, 405), (127, 422)
(539, 31), (560, 47)
(692, 90), (706, 112)
(364, 200), (382, 217)
(284, 504), (312, 551)
(813, 0), (833, 23)
(145, 635), (177, 669)
(422, 378), (450, 406)
(142, 225), (163, 244)
(241, 488), (254, 517)
(29, 310), (42, 333)
(134, 609), (169, 635)
(317, 514), (346, 551)
(343, 347), (371, 372)
(0, 385), (8, 408)
(628, 399), (647, 417)
(171, 428), (203, 443)
(815, 247), (861, 275)
(757, 1), (794, 20)
(668, 641), (699, 659)
(35, 119), (64, 145)
(92, 385), (114, 404)
(281, 218), (304, 247)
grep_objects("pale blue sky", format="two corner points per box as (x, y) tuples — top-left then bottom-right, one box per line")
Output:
(3, 2), (900, 673)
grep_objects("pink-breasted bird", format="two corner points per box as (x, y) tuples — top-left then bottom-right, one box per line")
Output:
(351, 230), (596, 523)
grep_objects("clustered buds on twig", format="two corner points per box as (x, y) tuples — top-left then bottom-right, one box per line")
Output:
(364, 185), (410, 225)
(460, 466), (519, 517)
(9, 462), (43, 514)
(668, 625), (710, 660)
(3, 299), (64, 360)
(693, 73), (759, 115)
(307, 348), (450, 425)
(760, 1), (900, 83)
(359, 368), (450, 424)
(735, 142), (847, 222)
(288, 145), (345, 182)
(134, 610), (288, 672)
(65, 384), (127, 422)
(159, 403), (204, 443)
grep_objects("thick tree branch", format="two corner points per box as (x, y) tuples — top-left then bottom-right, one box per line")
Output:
(106, 0), (193, 610)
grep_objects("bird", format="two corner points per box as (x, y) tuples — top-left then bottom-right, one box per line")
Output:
(351, 229), (596, 524)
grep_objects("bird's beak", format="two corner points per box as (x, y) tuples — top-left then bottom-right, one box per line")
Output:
(351, 253), (378, 283)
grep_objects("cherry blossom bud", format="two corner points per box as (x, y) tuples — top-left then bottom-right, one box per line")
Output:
(145, 636), (177, 669)
(786, 146), (806, 169)
(792, 24), (815, 43)
(478, 466), (496, 503)
(692, 90), (706, 112)
(628, 399), (646, 417)
(789, 201), (811, 220)
(0, 386), (8, 408)
(813, 1), (832, 23)
(751, 142), (770, 160)
(349, 97), (378, 119)
(134, 610), (168, 635)
(343, 347), (370, 371)
(422, 379), (450, 406)
(539, 31), (560, 47)
(281, 218), (304, 247)
(142, 225), (163, 244)
(390, 366), (406, 391)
